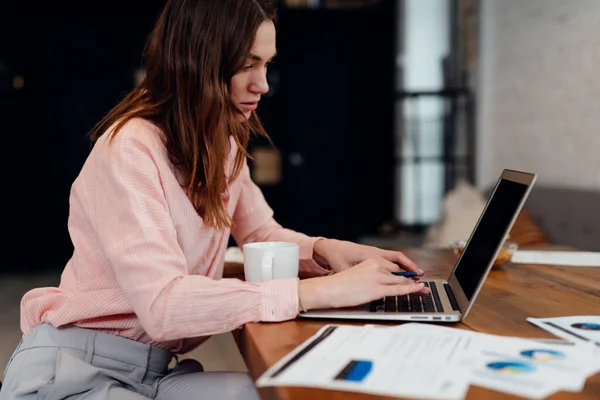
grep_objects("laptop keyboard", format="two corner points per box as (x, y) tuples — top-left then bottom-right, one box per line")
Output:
(369, 282), (444, 313)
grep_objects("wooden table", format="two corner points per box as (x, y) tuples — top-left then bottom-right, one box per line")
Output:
(234, 248), (600, 400)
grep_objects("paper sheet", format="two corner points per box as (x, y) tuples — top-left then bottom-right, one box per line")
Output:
(257, 323), (600, 400)
(467, 336), (597, 396)
(399, 323), (600, 399)
(256, 324), (471, 400)
(512, 250), (600, 266)
(528, 316), (600, 348)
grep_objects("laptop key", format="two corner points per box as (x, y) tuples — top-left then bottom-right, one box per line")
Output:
(421, 293), (436, 312)
(409, 295), (423, 312)
(430, 283), (444, 311)
(397, 295), (410, 311)
(370, 293), (434, 313)
(369, 298), (384, 312)
(384, 296), (397, 312)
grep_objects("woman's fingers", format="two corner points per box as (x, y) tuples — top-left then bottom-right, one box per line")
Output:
(382, 250), (424, 275)
(392, 282), (428, 297)
(413, 285), (431, 295)
(375, 259), (425, 283)
(382, 279), (429, 297)
(379, 271), (412, 284)
(371, 257), (403, 273)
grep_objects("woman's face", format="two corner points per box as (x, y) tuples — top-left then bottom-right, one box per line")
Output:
(231, 21), (277, 120)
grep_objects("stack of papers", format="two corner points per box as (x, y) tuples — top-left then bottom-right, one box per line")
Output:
(511, 250), (600, 267)
(256, 322), (600, 399)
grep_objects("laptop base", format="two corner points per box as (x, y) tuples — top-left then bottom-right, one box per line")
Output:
(298, 308), (461, 322)
(298, 278), (462, 322)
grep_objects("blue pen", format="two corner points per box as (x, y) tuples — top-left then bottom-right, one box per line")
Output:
(392, 271), (418, 277)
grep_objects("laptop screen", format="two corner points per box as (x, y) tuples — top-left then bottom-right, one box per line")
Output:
(452, 178), (529, 300)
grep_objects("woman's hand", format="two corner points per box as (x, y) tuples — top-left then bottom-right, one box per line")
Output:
(313, 238), (424, 276)
(299, 257), (430, 311)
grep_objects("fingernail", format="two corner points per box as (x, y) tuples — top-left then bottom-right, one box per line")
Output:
(418, 269), (425, 275)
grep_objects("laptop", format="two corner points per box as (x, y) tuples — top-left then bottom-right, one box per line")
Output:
(299, 169), (537, 322)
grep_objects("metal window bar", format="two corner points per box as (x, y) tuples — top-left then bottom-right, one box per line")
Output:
(396, 88), (475, 231)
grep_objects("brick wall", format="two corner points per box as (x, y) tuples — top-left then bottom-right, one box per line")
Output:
(477, 0), (600, 190)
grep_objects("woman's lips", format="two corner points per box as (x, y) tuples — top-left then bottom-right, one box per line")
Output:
(240, 102), (258, 111)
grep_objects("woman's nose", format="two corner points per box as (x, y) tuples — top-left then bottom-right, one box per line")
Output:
(250, 71), (269, 95)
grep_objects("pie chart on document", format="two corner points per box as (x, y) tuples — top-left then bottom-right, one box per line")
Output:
(519, 349), (566, 362)
(571, 322), (600, 331)
(486, 361), (536, 374)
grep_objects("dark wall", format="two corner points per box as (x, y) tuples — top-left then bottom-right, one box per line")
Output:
(1, 2), (164, 272)
(259, 3), (397, 241)
(1, 1), (396, 273)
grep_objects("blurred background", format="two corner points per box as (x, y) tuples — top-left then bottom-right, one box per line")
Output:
(1, 0), (600, 378)
(0, 0), (478, 274)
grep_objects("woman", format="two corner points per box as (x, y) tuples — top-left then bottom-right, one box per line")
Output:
(1, 0), (428, 398)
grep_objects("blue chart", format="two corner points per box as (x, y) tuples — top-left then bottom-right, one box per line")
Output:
(571, 322), (600, 331)
(520, 349), (566, 362)
(334, 360), (373, 382)
(486, 361), (536, 374)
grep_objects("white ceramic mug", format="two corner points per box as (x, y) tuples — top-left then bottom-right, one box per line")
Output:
(242, 242), (299, 283)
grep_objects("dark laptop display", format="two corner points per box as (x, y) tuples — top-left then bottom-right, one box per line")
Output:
(452, 179), (529, 300)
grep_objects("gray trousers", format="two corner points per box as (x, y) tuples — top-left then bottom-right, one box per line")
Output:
(0, 324), (260, 400)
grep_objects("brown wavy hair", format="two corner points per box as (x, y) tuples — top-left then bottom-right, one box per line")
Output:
(89, 0), (276, 230)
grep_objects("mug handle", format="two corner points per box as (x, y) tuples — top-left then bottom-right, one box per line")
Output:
(261, 251), (274, 282)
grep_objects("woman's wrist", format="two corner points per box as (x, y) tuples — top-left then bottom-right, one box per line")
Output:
(312, 238), (334, 267)
(298, 277), (328, 311)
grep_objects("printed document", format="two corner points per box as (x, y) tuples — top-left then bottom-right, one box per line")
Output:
(256, 324), (470, 400)
(257, 322), (600, 400)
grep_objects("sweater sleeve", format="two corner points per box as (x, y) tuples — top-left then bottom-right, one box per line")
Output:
(231, 160), (332, 278)
(84, 131), (302, 342)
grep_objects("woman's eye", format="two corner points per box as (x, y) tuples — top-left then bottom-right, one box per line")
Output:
(243, 64), (253, 72)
